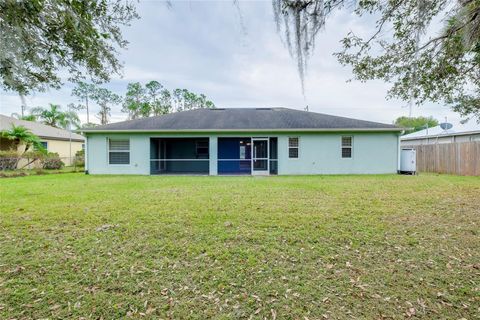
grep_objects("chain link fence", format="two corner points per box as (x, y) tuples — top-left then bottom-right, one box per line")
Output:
(0, 155), (85, 172)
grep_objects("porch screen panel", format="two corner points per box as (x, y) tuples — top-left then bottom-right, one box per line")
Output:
(217, 138), (251, 174)
(150, 138), (209, 174)
(269, 138), (278, 174)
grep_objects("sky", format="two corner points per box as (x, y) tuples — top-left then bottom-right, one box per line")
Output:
(0, 0), (462, 126)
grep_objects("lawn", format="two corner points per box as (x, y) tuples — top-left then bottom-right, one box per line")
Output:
(0, 174), (479, 319)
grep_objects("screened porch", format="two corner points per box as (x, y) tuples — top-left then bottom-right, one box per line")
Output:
(150, 138), (209, 174)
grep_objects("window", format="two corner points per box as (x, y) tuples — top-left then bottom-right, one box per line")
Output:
(288, 137), (299, 158)
(108, 139), (130, 164)
(341, 136), (353, 158)
(35, 141), (48, 151)
(82, 143), (85, 150)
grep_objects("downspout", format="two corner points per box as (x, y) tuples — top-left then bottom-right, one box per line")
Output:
(397, 131), (404, 173)
(85, 133), (89, 174)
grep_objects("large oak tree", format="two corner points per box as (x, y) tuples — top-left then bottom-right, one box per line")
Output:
(274, 0), (480, 119)
(0, 0), (138, 95)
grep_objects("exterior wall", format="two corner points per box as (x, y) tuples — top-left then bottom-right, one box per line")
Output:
(42, 139), (84, 166)
(86, 132), (400, 175)
(87, 134), (150, 174)
(0, 137), (83, 167)
(277, 132), (399, 174)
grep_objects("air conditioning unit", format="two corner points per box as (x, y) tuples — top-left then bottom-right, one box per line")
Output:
(400, 148), (416, 175)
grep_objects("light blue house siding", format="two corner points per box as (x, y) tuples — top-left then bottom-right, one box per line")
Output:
(85, 131), (400, 175)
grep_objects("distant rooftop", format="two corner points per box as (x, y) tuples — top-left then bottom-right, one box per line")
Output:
(80, 107), (401, 132)
(401, 120), (480, 140)
(0, 114), (85, 142)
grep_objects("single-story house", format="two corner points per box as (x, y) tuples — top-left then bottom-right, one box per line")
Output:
(0, 114), (85, 166)
(400, 121), (480, 176)
(80, 107), (403, 175)
(401, 121), (480, 146)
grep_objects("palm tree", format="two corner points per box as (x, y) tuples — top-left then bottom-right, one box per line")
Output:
(11, 112), (37, 122)
(31, 104), (80, 129)
(1, 125), (47, 168)
(1, 125), (45, 154)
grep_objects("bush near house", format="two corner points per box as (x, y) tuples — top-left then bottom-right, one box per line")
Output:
(41, 152), (64, 169)
(0, 150), (19, 170)
(73, 149), (85, 167)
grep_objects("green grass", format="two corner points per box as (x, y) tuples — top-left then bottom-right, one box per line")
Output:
(0, 174), (479, 319)
(0, 166), (84, 178)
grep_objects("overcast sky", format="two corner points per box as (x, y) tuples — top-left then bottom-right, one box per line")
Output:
(0, 0), (461, 125)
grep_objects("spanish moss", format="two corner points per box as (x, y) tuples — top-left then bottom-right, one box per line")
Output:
(273, 0), (334, 94)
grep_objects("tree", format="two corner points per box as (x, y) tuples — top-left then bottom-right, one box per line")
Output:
(80, 122), (99, 129)
(335, 0), (480, 120)
(395, 116), (439, 134)
(122, 82), (149, 119)
(145, 81), (172, 116)
(1, 125), (45, 154)
(92, 88), (122, 125)
(72, 82), (97, 124)
(31, 104), (80, 129)
(271, 0), (480, 119)
(122, 82), (215, 118)
(157, 89), (173, 115)
(172, 88), (215, 111)
(0, 0), (138, 96)
(11, 112), (37, 122)
(172, 88), (186, 112)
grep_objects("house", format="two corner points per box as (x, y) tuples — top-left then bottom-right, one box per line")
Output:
(400, 121), (480, 176)
(80, 107), (403, 175)
(400, 121), (480, 146)
(0, 114), (85, 166)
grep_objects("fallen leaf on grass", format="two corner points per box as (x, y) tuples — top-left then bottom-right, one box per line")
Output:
(271, 308), (277, 320)
(95, 224), (118, 232)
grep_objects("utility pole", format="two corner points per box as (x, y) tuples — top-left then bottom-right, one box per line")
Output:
(19, 94), (27, 117)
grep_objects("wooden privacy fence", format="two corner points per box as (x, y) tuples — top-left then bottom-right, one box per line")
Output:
(403, 141), (480, 176)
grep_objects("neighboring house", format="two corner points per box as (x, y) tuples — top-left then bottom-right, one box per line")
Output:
(0, 114), (85, 166)
(400, 121), (480, 176)
(400, 121), (480, 145)
(81, 108), (403, 175)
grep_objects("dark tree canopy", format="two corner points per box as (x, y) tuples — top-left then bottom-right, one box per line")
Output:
(0, 0), (138, 94)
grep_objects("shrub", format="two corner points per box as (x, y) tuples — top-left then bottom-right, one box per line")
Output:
(42, 152), (64, 170)
(0, 150), (19, 170)
(74, 149), (85, 167)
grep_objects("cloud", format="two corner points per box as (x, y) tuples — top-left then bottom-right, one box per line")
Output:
(0, 1), (463, 126)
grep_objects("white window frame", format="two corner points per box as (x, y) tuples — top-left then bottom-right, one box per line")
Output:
(288, 137), (299, 159)
(108, 138), (130, 165)
(341, 136), (353, 159)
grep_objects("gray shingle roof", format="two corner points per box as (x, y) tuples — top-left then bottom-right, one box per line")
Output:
(81, 108), (400, 132)
(0, 114), (85, 141)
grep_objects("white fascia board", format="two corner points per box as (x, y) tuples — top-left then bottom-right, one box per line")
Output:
(78, 128), (404, 134)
